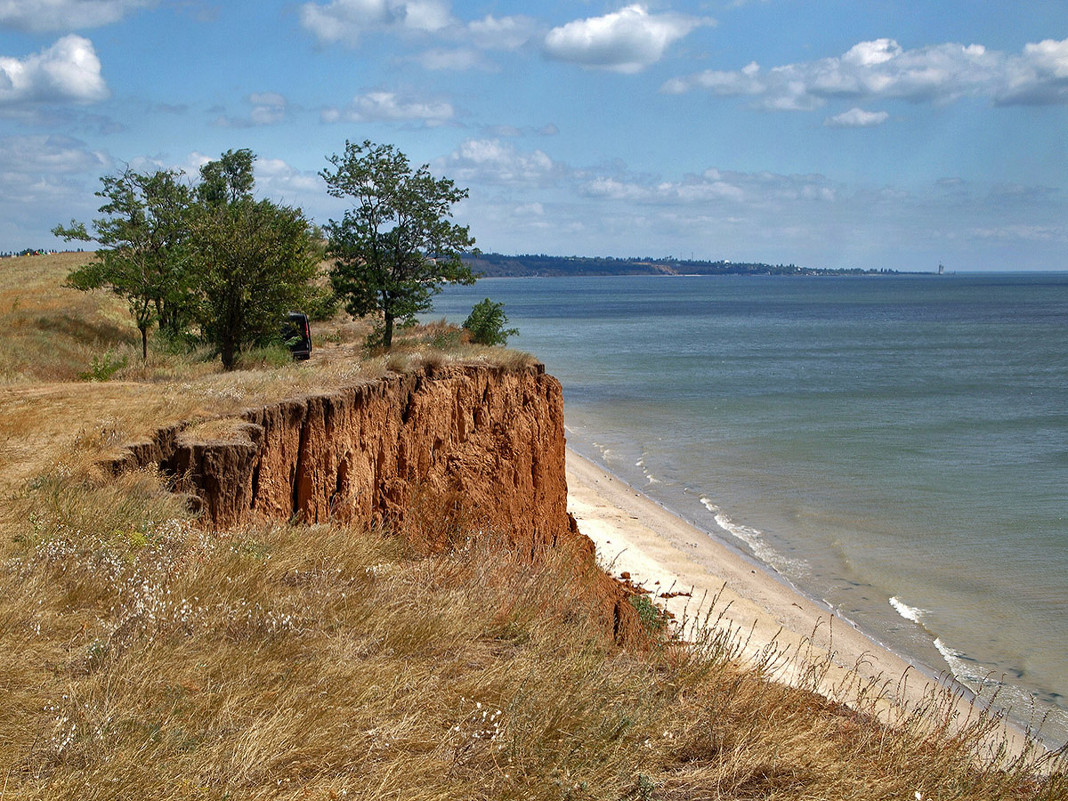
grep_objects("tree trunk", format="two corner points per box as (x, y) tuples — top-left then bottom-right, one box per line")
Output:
(140, 325), (148, 361)
(221, 340), (236, 371)
(382, 313), (394, 349)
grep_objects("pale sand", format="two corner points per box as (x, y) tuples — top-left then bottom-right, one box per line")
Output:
(566, 447), (1034, 758)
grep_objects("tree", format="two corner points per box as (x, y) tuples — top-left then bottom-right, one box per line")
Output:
(463, 298), (518, 346)
(321, 140), (476, 348)
(197, 148), (255, 208)
(190, 151), (322, 371)
(53, 168), (193, 359)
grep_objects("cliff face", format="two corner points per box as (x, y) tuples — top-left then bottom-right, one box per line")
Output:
(110, 364), (640, 641)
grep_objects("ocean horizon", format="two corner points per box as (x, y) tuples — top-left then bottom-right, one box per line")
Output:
(427, 272), (1068, 747)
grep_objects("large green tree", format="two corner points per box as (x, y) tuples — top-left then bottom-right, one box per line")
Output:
(52, 168), (194, 359)
(57, 150), (324, 370)
(190, 150), (322, 370)
(321, 140), (476, 348)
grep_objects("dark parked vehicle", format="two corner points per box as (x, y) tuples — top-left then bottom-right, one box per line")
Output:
(283, 312), (312, 360)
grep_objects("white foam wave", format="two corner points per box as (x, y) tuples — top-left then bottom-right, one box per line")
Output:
(632, 454), (662, 485)
(700, 496), (809, 574)
(934, 637), (991, 688)
(889, 596), (926, 624)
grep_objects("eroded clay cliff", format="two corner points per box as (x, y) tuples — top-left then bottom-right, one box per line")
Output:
(110, 363), (640, 642)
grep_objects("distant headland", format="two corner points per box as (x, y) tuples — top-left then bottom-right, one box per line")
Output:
(464, 252), (911, 277)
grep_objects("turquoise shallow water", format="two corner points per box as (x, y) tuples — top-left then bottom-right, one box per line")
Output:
(428, 273), (1068, 744)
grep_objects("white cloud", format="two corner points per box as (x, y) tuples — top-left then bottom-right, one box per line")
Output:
(467, 14), (537, 51)
(543, 4), (709, 73)
(253, 157), (325, 205)
(322, 90), (454, 125)
(443, 138), (561, 185)
(0, 133), (107, 175)
(215, 92), (290, 128)
(996, 38), (1068, 105)
(824, 107), (890, 128)
(580, 166), (835, 205)
(0, 36), (109, 106)
(300, 0), (452, 44)
(0, 0), (154, 32)
(663, 36), (1068, 109)
(0, 134), (110, 246)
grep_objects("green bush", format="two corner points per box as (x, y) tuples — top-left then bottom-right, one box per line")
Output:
(462, 298), (518, 346)
(80, 349), (128, 381)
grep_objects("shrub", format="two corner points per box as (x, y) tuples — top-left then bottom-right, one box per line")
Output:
(80, 349), (128, 381)
(463, 298), (518, 346)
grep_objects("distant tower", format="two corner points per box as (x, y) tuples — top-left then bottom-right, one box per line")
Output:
(938, 263), (945, 275)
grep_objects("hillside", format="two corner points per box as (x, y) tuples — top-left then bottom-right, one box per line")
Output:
(0, 252), (1062, 799)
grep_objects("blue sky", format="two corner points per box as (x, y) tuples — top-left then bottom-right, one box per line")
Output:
(0, 0), (1065, 270)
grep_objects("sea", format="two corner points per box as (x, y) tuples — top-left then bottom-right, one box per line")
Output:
(425, 272), (1068, 747)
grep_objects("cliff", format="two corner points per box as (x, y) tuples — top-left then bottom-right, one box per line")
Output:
(109, 363), (641, 642)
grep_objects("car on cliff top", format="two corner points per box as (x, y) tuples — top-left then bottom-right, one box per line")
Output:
(283, 311), (312, 360)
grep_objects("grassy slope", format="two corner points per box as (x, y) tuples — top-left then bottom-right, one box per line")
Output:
(0, 253), (1064, 800)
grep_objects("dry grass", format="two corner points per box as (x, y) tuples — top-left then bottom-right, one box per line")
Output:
(0, 251), (1065, 799)
(2, 463), (1064, 800)
(0, 252), (531, 494)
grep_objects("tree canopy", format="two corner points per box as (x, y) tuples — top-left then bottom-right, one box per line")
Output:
(55, 150), (323, 370)
(321, 140), (476, 348)
(190, 150), (323, 370)
(53, 168), (193, 359)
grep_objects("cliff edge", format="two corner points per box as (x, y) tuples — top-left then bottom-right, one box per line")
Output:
(109, 362), (641, 642)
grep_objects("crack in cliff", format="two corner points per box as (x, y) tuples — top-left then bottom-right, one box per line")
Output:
(290, 403), (310, 522)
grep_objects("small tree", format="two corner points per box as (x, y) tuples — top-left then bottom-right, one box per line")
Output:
(321, 140), (476, 348)
(463, 298), (518, 346)
(53, 168), (193, 359)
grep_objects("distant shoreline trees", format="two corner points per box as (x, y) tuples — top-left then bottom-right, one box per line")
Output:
(461, 252), (906, 277)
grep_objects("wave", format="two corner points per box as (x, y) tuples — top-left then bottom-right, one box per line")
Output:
(635, 456), (661, 485)
(700, 497), (807, 576)
(933, 637), (997, 690)
(889, 596), (927, 625)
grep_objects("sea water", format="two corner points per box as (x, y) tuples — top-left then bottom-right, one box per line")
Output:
(427, 273), (1068, 745)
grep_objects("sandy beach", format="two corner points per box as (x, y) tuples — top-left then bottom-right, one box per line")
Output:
(566, 446), (1035, 757)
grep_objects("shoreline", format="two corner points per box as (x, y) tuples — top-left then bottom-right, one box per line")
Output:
(565, 446), (1037, 759)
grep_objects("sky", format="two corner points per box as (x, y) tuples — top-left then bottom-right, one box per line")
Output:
(0, 0), (1065, 271)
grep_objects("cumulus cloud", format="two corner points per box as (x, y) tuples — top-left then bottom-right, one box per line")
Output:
(253, 157), (326, 205)
(543, 4), (709, 73)
(663, 36), (1068, 108)
(321, 90), (454, 126)
(300, 0), (537, 71)
(0, 0), (154, 32)
(997, 38), (1068, 104)
(299, 0), (452, 44)
(442, 138), (562, 185)
(0, 36), (109, 106)
(824, 107), (890, 128)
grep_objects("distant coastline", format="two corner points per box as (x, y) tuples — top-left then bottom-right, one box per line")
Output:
(463, 252), (916, 278)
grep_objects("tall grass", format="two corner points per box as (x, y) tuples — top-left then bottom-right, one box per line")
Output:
(1, 457), (1064, 800)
